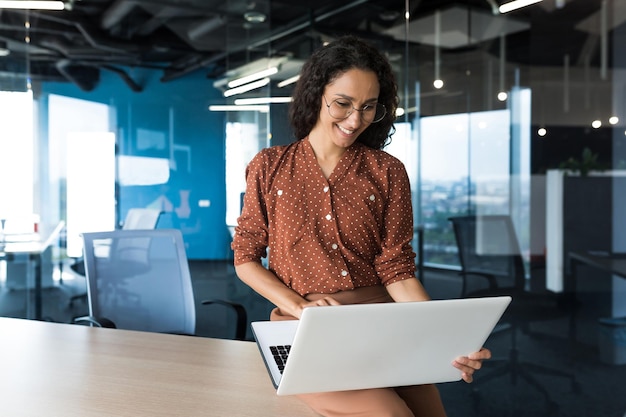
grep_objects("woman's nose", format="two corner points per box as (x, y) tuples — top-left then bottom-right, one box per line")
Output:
(344, 109), (362, 127)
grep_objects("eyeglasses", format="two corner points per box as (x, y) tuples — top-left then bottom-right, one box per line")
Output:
(323, 96), (386, 123)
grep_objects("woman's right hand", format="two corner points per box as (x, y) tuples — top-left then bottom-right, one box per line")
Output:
(235, 262), (342, 319)
(295, 296), (342, 319)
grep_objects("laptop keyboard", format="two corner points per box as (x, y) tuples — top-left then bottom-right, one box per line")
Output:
(270, 345), (291, 374)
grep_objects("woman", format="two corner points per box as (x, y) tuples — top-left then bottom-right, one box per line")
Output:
(231, 35), (490, 417)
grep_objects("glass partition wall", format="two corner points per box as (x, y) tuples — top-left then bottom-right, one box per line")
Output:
(222, 0), (273, 233)
(0, 0), (622, 282)
(220, 2), (537, 271)
(219, 2), (541, 272)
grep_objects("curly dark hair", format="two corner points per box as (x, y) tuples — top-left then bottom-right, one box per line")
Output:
(288, 35), (398, 150)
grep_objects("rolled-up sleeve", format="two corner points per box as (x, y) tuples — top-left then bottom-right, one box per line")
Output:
(374, 160), (416, 286)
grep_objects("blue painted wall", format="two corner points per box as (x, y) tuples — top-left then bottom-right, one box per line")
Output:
(39, 68), (232, 259)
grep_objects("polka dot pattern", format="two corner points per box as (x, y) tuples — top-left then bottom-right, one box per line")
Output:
(232, 138), (417, 297)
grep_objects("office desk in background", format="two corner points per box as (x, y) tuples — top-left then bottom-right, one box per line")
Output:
(0, 221), (65, 320)
(0, 318), (317, 417)
(568, 251), (626, 345)
(569, 251), (626, 283)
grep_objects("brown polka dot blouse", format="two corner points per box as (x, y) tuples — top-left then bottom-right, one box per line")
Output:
(231, 138), (417, 297)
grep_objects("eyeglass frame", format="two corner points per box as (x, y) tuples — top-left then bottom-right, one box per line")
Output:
(322, 96), (386, 123)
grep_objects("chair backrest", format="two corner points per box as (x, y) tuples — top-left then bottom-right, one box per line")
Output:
(449, 215), (526, 291)
(81, 228), (196, 334)
(122, 208), (162, 230)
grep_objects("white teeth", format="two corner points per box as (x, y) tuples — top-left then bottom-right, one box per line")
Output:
(337, 125), (354, 134)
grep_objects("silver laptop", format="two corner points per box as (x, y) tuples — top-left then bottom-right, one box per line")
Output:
(251, 296), (511, 396)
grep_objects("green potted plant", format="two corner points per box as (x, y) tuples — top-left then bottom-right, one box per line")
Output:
(558, 147), (606, 176)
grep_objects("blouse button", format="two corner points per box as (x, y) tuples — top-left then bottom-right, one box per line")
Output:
(325, 214), (332, 221)
(369, 194), (375, 201)
(277, 190), (283, 196)
(341, 270), (348, 277)
(331, 243), (338, 250)
(323, 186), (329, 193)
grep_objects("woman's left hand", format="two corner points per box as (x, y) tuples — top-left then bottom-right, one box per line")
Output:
(452, 347), (492, 383)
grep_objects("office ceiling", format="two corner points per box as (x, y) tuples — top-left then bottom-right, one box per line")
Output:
(0, 0), (618, 92)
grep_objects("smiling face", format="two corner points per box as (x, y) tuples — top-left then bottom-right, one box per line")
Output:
(309, 68), (380, 151)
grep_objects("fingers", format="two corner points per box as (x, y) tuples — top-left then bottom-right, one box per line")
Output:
(306, 296), (342, 308)
(322, 296), (342, 306)
(461, 372), (473, 384)
(452, 358), (480, 383)
(296, 297), (342, 318)
(453, 348), (492, 384)
(468, 347), (491, 360)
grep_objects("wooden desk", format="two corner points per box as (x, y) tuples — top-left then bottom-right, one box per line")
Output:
(0, 318), (317, 417)
(0, 221), (65, 320)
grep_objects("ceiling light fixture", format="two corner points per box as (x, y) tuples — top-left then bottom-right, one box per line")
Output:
(243, 11), (266, 23)
(277, 75), (299, 88)
(499, 0), (543, 14)
(208, 105), (269, 112)
(223, 78), (270, 97)
(227, 67), (278, 88)
(600, 0), (608, 80)
(497, 33), (507, 101)
(0, 1), (65, 10)
(234, 97), (292, 105)
(433, 10), (443, 89)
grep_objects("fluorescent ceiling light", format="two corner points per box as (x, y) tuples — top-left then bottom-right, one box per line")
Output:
(499, 0), (542, 14)
(223, 78), (270, 97)
(208, 105), (269, 112)
(213, 56), (291, 89)
(277, 75), (300, 88)
(234, 97), (292, 105)
(0, 1), (65, 10)
(227, 67), (278, 88)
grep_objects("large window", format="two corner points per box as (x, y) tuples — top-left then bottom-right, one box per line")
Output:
(48, 95), (116, 257)
(225, 118), (270, 231)
(420, 109), (515, 267)
(0, 91), (34, 227)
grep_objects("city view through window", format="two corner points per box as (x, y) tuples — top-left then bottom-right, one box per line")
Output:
(416, 106), (529, 269)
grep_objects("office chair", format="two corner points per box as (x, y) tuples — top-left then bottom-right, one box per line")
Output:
(68, 208), (162, 305)
(448, 215), (579, 412)
(120, 208), (162, 230)
(74, 229), (247, 339)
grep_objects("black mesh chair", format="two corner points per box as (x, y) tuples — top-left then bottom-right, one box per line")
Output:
(74, 229), (247, 339)
(449, 215), (524, 298)
(449, 215), (579, 413)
